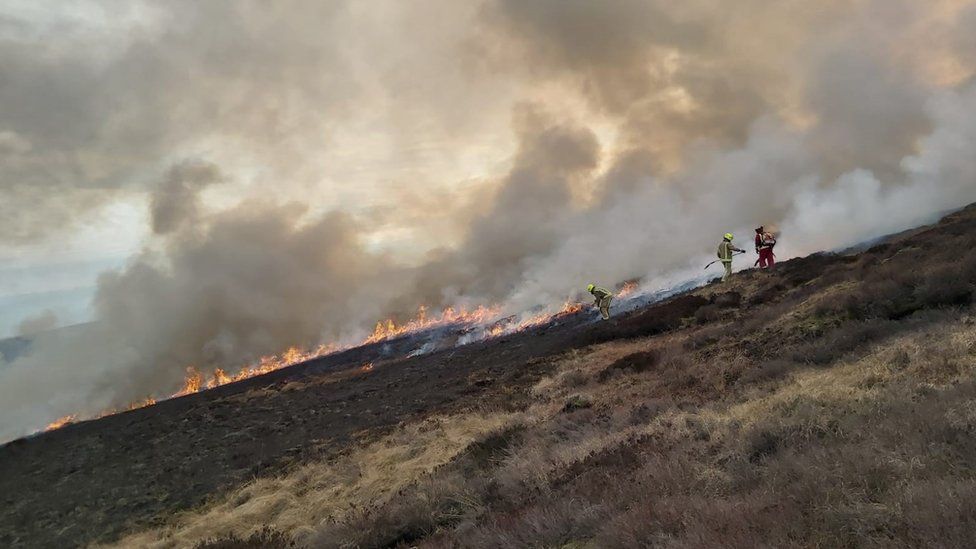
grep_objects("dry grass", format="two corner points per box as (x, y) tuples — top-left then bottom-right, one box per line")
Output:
(414, 314), (976, 548)
(104, 413), (517, 548)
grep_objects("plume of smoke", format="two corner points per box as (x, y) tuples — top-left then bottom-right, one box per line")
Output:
(410, 105), (600, 305)
(780, 84), (976, 255)
(480, 0), (976, 310)
(0, 173), (414, 441)
(91, 175), (415, 393)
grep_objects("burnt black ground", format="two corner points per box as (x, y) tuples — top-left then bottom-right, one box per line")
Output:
(2, 203), (973, 548)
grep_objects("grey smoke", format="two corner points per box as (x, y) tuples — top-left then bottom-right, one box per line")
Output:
(16, 310), (57, 336)
(411, 105), (601, 305)
(149, 161), (223, 235)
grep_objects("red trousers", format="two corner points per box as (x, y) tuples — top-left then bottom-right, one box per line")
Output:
(758, 248), (775, 268)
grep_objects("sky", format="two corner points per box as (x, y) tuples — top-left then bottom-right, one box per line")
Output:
(2, 0), (976, 440)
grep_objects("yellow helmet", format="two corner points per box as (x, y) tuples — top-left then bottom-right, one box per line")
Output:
(587, 284), (595, 292)
(724, 233), (734, 241)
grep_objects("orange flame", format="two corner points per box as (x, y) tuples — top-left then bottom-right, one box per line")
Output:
(40, 299), (597, 434)
(618, 281), (640, 298)
(125, 396), (157, 411)
(206, 368), (231, 389)
(45, 415), (77, 431)
(507, 300), (584, 333)
(174, 366), (203, 397)
(364, 305), (501, 344)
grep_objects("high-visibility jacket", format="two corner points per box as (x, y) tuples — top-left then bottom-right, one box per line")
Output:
(718, 240), (740, 261)
(590, 286), (613, 301)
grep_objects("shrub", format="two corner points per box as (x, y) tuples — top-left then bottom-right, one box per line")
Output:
(748, 282), (786, 305)
(712, 291), (742, 308)
(562, 395), (593, 412)
(738, 359), (797, 385)
(694, 304), (722, 324)
(460, 500), (609, 548)
(561, 369), (590, 388)
(195, 527), (294, 549)
(629, 399), (668, 425)
(597, 350), (661, 382)
(463, 424), (526, 471)
(888, 349), (911, 370)
(684, 324), (723, 350)
(790, 319), (899, 365)
(914, 265), (973, 308)
(310, 474), (484, 549)
(746, 428), (780, 462)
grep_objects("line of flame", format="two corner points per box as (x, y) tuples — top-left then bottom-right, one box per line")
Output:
(42, 295), (608, 433)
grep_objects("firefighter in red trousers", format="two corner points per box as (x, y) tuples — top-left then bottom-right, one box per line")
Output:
(755, 226), (776, 269)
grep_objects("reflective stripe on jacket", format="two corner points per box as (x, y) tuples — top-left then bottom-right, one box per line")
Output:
(590, 286), (613, 300)
(718, 241), (734, 261)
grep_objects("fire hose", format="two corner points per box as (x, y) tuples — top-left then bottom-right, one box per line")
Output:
(703, 251), (746, 270)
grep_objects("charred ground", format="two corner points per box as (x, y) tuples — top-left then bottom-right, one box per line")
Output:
(3, 204), (976, 548)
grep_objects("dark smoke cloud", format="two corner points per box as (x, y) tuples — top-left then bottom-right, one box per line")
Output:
(149, 160), (223, 235)
(477, 0), (773, 170)
(410, 106), (600, 304)
(94, 172), (406, 393)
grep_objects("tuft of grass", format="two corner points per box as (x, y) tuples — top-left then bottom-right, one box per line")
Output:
(562, 395), (593, 413)
(693, 304), (722, 324)
(194, 527), (294, 549)
(597, 350), (661, 382)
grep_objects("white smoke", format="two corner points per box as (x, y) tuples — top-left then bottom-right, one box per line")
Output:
(779, 84), (976, 257)
(508, 84), (976, 311)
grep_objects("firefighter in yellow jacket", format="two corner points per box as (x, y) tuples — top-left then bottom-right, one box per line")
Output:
(717, 233), (745, 282)
(587, 284), (613, 320)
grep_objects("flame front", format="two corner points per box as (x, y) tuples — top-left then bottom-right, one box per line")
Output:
(206, 368), (231, 389)
(126, 396), (157, 411)
(174, 367), (203, 397)
(40, 298), (598, 434)
(618, 281), (640, 298)
(45, 415), (77, 431)
(365, 305), (500, 344)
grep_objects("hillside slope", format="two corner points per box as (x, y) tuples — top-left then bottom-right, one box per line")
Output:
(4, 204), (976, 548)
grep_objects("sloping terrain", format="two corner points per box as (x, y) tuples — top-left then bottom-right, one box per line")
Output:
(4, 204), (976, 548)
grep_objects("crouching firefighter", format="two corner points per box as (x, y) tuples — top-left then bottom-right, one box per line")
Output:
(587, 284), (614, 321)
(718, 233), (745, 282)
